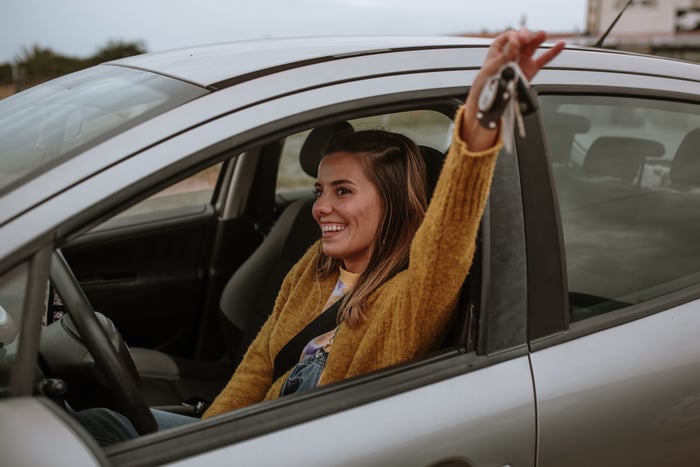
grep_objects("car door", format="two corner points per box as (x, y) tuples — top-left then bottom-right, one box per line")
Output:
(88, 67), (536, 465)
(529, 84), (700, 466)
(1, 53), (538, 465)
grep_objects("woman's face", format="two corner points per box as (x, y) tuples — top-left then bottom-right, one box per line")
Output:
(312, 152), (384, 274)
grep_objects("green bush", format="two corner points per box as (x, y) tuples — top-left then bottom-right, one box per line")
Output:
(2, 40), (147, 87)
(0, 63), (12, 84)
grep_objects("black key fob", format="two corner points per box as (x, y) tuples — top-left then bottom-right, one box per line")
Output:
(477, 64), (516, 129)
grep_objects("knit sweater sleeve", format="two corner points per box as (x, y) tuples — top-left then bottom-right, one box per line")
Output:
(389, 105), (502, 350)
(201, 246), (316, 419)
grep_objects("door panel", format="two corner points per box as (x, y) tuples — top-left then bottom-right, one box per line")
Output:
(62, 205), (215, 354)
(168, 356), (536, 467)
(532, 301), (700, 466)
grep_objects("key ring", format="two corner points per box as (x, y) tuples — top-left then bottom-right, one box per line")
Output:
(476, 62), (539, 144)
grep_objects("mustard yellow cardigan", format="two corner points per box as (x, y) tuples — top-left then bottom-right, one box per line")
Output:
(203, 106), (502, 419)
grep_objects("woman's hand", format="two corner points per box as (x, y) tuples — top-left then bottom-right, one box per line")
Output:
(461, 29), (565, 151)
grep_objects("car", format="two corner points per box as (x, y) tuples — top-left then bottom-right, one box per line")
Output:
(1, 35), (700, 466)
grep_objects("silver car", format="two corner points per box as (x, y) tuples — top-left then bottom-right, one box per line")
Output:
(1, 36), (700, 466)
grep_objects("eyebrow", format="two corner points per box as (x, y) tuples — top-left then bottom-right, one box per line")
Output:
(315, 179), (356, 187)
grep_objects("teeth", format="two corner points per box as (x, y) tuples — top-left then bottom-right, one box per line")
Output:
(322, 224), (344, 232)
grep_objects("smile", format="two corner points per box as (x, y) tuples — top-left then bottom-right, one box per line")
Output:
(321, 224), (345, 233)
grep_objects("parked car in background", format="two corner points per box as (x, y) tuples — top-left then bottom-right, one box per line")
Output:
(1, 35), (700, 466)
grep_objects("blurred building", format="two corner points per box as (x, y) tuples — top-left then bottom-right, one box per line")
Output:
(583, 0), (700, 61)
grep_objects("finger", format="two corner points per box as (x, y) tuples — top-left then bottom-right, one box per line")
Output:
(501, 31), (523, 61)
(520, 30), (547, 58)
(490, 31), (515, 58)
(533, 41), (565, 69)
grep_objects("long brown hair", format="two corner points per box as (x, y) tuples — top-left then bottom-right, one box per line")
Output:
(315, 130), (428, 327)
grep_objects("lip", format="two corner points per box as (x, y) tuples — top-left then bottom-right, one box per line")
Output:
(320, 222), (346, 236)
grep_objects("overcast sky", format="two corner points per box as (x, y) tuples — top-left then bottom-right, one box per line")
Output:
(1, 0), (588, 63)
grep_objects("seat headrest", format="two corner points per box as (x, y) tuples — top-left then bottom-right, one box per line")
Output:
(542, 111), (591, 163)
(299, 123), (446, 200)
(419, 145), (446, 201)
(299, 121), (354, 178)
(670, 128), (700, 187)
(583, 136), (665, 181)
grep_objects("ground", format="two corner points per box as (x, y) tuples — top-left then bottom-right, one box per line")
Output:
(0, 84), (15, 99)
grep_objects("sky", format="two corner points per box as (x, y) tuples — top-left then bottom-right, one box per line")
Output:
(0, 0), (588, 63)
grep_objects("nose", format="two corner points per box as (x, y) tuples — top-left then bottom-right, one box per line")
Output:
(312, 193), (332, 218)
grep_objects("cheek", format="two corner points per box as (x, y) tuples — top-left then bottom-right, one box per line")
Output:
(366, 202), (385, 236)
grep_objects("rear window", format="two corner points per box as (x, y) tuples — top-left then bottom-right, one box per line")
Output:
(542, 94), (700, 322)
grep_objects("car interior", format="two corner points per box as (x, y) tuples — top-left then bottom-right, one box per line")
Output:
(541, 95), (700, 323)
(35, 104), (478, 431)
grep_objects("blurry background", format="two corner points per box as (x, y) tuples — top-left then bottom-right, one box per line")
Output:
(1, 0), (699, 98)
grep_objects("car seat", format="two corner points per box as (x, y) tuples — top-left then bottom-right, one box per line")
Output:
(542, 111), (590, 165)
(669, 128), (700, 187)
(582, 136), (665, 183)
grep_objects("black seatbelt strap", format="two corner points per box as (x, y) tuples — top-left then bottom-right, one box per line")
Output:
(272, 300), (342, 381)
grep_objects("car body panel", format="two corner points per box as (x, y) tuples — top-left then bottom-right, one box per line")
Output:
(155, 356), (536, 467)
(0, 397), (106, 467)
(532, 299), (700, 466)
(109, 36), (493, 88)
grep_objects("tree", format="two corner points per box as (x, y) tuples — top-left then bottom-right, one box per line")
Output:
(84, 40), (147, 67)
(0, 63), (12, 84)
(14, 44), (83, 80)
(5, 40), (147, 91)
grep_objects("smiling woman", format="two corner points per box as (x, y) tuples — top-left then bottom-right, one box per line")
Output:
(313, 150), (387, 274)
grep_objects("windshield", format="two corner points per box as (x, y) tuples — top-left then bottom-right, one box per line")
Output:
(0, 65), (208, 195)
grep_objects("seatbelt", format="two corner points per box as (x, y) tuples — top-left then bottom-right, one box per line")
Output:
(272, 300), (342, 381)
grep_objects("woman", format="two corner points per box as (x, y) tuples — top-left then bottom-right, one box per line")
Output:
(202, 29), (564, 418)
(75, 28), (564, 442)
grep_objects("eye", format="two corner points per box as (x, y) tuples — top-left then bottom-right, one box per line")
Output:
(336, 187), (351, 196)
(312, 187), (322, 198)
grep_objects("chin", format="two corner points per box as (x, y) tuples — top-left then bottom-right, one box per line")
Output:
(321, 244), (342, 259)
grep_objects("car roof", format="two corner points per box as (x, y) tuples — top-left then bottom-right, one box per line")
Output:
(107, 35), (699, 90)
(106, 36), (492, 89)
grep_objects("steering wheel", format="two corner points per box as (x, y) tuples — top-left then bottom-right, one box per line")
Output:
(49, 250), (157, 435)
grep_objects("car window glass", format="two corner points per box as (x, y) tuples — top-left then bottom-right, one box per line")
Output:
(541, 95), (700, 322)
(0, 66), (207, 196)
(0, 262), (29, 395)
(276, 110), (453, 195)
(115, 163), (223, 219)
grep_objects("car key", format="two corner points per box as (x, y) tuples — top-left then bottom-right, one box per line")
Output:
(476, 61), (537, 151)
(477, 64), (516, 130)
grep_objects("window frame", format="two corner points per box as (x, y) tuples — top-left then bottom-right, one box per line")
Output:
(4, 245), (52, 397)
(100, 96), (532, 462)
